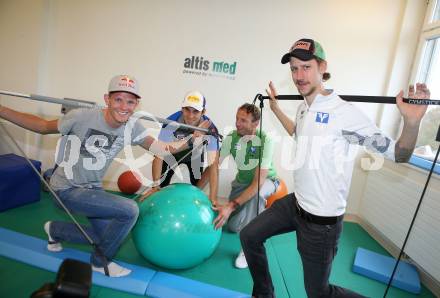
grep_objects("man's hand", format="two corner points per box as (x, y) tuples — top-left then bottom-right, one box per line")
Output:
(212, 201), (236, 230)
(264, 81), (296, 135)
(396, 83), (429, 125)
(193, 119), (211, 139)
(394, 83), (430, 163)
(149, 139), (171, 156)
(266, 81), (280, 112)
(137, 186), (160, 203)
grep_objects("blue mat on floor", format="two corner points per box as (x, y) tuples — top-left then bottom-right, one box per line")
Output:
(352, 247), (420, 294)
(0, 227), (248, 297)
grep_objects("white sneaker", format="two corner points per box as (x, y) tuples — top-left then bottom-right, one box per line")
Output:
(44, 221), (63, 252)
(92, 262), (132, 277)
(234, 250), (248, 269)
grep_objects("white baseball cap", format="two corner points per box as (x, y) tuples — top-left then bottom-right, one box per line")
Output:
(181, 91), (206, 111)
(108, 75), (141, 98)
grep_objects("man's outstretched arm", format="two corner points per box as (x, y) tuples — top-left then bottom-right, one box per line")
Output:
(394, 83), (429, 163)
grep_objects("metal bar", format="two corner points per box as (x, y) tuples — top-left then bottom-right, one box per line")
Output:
(0, 90), (217, 136)
(31, 94), (96, 108)
(0, 90), (32, 99)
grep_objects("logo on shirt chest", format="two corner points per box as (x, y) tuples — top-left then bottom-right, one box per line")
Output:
(80, 129), (117, 157)
(315, 112), (330, 124)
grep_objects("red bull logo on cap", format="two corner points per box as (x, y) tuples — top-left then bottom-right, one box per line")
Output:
(119, 76), (136, 88)
(108, 75), (140, 98)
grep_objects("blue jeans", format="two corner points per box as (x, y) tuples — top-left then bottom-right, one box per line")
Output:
(50, 187), (139, 267)
(240, 193), (365, 298)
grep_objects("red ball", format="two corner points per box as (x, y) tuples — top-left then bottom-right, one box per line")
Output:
(117, 171), (142, 194)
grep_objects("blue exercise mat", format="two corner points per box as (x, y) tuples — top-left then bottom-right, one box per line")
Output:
(0, 227), (249, 297)
(0, 153), (42, 211)
(352, 247), (420, 294)
(0, 227), (155, 295)
(147, 272), (250, 298)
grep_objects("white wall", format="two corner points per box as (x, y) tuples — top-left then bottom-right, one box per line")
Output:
(0, 0), (427, 203)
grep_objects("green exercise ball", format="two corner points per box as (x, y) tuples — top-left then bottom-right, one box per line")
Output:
(132, 183), (221, 269)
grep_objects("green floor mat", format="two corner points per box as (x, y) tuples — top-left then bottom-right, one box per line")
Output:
(0, 191), (436, 298)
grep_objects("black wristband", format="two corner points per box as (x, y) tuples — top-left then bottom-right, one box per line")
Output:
(231, 199), (240, 210)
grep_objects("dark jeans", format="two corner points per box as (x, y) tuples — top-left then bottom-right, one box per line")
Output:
(240, 193), (365, 298)
(160, 156), (204, 187)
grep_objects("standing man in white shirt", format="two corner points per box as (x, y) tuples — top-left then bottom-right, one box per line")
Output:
(240, 38), (429, 298)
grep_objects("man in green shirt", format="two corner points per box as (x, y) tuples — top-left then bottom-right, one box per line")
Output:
(213, 103), (279, 269)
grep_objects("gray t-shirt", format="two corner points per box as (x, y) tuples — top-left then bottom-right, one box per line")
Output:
(50, 108), (148, 190)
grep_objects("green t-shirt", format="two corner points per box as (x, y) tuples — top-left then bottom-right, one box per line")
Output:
(220, 130), (277, 184)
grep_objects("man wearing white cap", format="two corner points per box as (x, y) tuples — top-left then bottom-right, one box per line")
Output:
(0, 75), (193, 278)
(142, 91), (220, 205)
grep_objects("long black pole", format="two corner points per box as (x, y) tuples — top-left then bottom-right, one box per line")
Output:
(259, 94), (439, 105)
(383, 126), (440, 297)
(253, 95), (291, 297)
(256, 98), (263, 217)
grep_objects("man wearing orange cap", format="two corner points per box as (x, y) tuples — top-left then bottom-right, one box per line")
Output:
(240, 39), (429, 297)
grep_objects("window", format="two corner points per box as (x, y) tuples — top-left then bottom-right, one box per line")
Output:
(417, 38), (440, 153)
(410, 0), (440, 173)
(433, 0), (440, 22)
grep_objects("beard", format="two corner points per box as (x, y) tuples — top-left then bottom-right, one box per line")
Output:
(297, 84), (316, 97)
